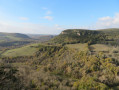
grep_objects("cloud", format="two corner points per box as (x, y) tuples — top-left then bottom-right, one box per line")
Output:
(94, 13), (119, 29)
(19, 17), (29, 20)
(46, 11), (52, 15)
(0, 22), (34, 33)
(41, 7), (53, 20)
(1, 11), (119, 35)
(54, 13), (119, 30)
(46, 13), (119, 31)
(44, 16), (53, 21)
(0, 21), (62, 34)
(98, 16), (112, 21)
(55, 24), (59, 27)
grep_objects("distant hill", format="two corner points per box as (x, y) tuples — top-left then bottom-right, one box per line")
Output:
(27, 34), (55, 41)
(51, 28), (119, 45)
(0, 32), (30, 42)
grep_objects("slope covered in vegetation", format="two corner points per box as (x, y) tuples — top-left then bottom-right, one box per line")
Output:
(1, 29), (119, 90)
(2, 43), (39, 57)
(1, 43), (119, 89)
(51, 28), (119, 45)
(0, 32), (30, 42)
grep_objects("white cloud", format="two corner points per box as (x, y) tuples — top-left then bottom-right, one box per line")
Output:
(94, 13), (119, 29)
(44, 16), (53, 21)
(41, 7), (53, 20)
(1, 10), (119, 35)
(50, 13), (119, 31)
(55, 13), (119, 30)
(46, 11), (52, 15)
(55, 24), (59, 27)
(68, 13), (119, 30)
(113, 13), (119, 24)
(0, 21), (62, 34)
(99, 16), (112, 21)
(19, 17), (29, 20)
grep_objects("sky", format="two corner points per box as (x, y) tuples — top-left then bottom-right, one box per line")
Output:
(0, 0), (119, 34)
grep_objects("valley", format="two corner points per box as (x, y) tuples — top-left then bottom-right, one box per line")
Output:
(1, 29), (119, 89)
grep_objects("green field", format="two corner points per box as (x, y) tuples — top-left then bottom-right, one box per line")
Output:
(2, 43), (39, 57)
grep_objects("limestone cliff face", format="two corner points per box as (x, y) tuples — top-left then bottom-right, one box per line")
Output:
(61, 31), (67, 34)
(77, 33), (81, 36)
(61, 31), (81, 36)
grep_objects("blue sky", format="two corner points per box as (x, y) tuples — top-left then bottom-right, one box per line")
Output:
(0, 0), (119, 34)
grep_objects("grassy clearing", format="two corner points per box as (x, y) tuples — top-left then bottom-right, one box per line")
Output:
(89, 44), (119, 60)
(2, 43), (39, 57)
(89, 44), (111, 52)
(66, 43), (88, 51)
(90, 44), (119, 53)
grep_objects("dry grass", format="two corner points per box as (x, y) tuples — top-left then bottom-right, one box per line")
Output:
(89, 44), (111, 52)
(66, 43), (88, 51)
(89, 44), (119, 60)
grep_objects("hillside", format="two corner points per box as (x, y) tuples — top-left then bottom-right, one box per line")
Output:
(27, 34), (55, 41)
(0, 32), (30, 42)
(1, 28), (119, 90)
(51, 28), (119, 45)
(0, 32), (55, 54)
(1, 42), (119, 89)
(1, 43), (39, 57)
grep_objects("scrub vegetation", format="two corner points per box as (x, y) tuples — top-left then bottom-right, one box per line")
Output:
(1, 28), (119, 90)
